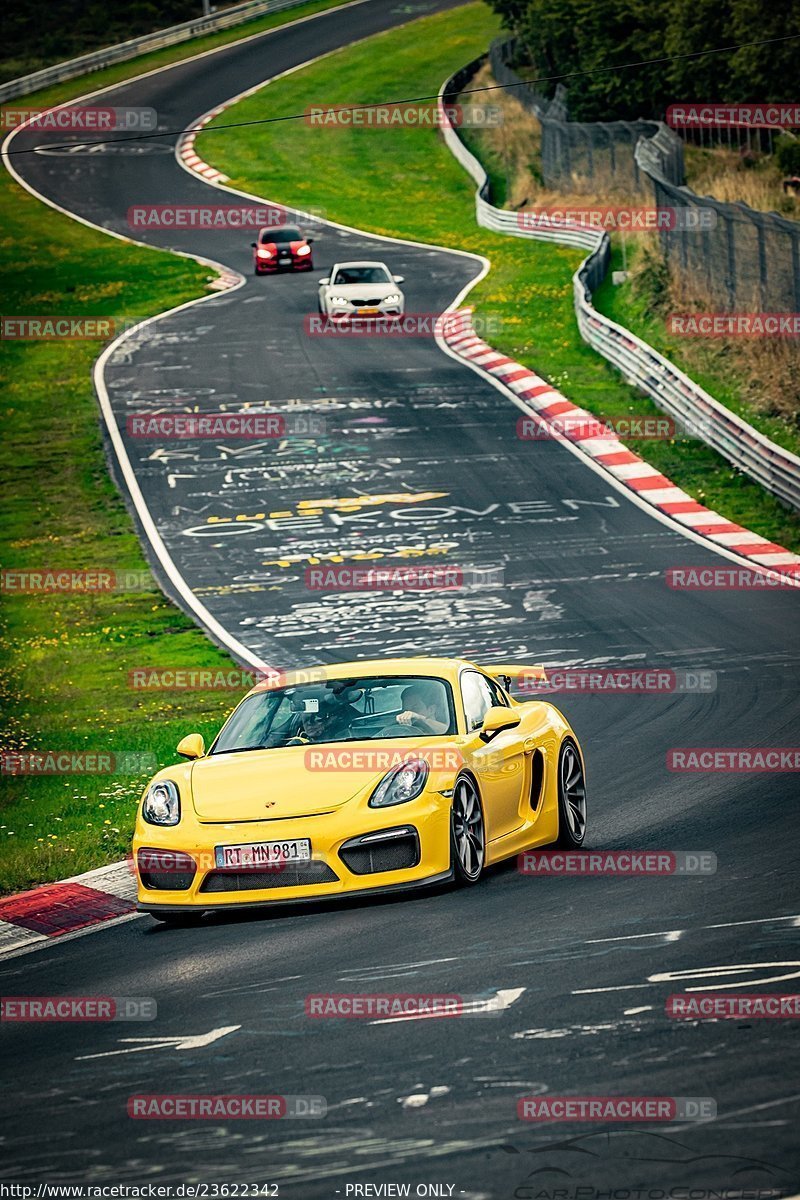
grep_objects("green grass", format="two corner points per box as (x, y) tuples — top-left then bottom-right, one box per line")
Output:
(0, 174), (247, 894)
(200, 1), (800, 554)
(593, 242), (800, 461)
(0, 0), (358, 896)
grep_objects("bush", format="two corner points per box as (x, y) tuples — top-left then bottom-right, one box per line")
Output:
(629, 238), (671, 318)
(486, 0), (800, 123)
(776, 135), (800, 178)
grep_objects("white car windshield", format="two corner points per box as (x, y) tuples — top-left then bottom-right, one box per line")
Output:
(331, 266), (391, 285)
(211, 676), (455, 753)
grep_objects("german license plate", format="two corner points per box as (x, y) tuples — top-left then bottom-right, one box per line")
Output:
(357, 307), (380, 315)
(215, 839), (311, 869)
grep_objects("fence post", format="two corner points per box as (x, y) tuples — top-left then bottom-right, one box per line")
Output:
(700, 204), (714, 296)
(724, 212), (737, 310)
(560, 123), (571, 185)
(607, 126), (616, 186)
(756, 217), (769, 312)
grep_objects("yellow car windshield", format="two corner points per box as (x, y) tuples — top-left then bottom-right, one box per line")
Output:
(211, 676), (455, 754)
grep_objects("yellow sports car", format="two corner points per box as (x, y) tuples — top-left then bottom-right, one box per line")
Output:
(133, 657), (587, 923)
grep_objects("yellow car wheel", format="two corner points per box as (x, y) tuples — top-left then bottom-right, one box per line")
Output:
(555, 738), (588, 848)
(450, 774), (485, 885)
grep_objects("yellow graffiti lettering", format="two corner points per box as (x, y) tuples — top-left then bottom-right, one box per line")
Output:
(260, 544), (458, 568)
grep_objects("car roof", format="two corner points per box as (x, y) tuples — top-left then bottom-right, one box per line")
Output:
(328, 260), (390, 270)
(259, 224), (302, 236)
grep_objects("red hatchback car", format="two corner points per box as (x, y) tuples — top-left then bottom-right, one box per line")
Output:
(252, 224), (314, 274)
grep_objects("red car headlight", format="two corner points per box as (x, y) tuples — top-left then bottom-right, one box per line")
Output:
(256, 248), (273, 259)
(296, 245), (312, 256)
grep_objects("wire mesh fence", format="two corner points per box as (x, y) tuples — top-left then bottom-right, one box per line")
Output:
(489, 37), (800, 312)
(488, 38), (682, 196)
(637, 135), (800, 312)
(439, 63), (800, 514)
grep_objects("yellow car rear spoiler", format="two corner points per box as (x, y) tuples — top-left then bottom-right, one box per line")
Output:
(482, 663), (549, 695)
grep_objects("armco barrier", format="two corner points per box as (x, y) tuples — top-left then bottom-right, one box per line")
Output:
(0, 0), (319, 103)
(439, 62), (800, 513)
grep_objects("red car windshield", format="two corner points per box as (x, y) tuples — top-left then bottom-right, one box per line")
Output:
(260, 226), (302, 243)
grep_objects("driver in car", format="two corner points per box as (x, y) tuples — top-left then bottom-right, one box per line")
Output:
(292, 693), (359, 743)
(395, 682), (449, 734)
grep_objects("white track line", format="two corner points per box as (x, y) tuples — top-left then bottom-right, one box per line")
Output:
(182, 61), (800, 578)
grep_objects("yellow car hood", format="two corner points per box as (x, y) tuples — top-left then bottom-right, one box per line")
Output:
(190, 743), (424, 822)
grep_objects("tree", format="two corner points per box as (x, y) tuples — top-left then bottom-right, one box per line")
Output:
(484, 0), (800, 121)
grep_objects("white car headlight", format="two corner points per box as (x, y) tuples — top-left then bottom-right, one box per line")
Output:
(383, 293), (401, 305)
(369, 759), (429, 808)
(296, 245), (312, 255)
(329, 296), (350, 305)
(142, 780), (181, 826)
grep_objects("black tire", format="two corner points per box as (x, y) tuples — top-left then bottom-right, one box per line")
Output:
(554, 738), (587, 848)
(450, 774), (486, 885)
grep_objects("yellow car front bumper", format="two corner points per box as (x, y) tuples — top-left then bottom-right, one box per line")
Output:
(133, 791), (453, 912)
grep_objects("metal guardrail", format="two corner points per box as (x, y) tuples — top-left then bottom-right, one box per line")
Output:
(0, 0), (315, 103)
(439, 63), (800, 513)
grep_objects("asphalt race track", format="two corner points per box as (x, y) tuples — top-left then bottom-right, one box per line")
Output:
(2, 0), (800, 1194)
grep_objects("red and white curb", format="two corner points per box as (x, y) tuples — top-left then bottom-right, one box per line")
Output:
(444, 310), (800, 580)
(177, 107), (230, 184)
(0, 860), (135, 958)
(175, 109), (255, 291)
(207, 265), (242, 290)
(180, 93), (800, 579)
(176, 109), (241, 293)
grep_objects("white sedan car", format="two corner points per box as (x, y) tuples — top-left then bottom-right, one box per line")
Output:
(318, 261), (405, 319)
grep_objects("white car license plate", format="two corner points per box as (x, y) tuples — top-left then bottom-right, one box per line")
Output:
(215, 839), (311, 869)
(357, 307), (380, 315)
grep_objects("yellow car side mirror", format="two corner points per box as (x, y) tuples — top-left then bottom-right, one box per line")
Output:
(176, 733), (205, 760)
(479, 706), (522, 742)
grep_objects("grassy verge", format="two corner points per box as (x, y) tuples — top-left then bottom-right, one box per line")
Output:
(593, 241), (800, 457)
(457, 69), (800, 457)
(0, 0), (356, 896)
(683, 143), (798, 219)
(0, 176), (246, 895)
(199, 2), (800, 553)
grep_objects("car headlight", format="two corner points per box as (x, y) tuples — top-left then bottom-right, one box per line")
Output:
(383, 293), (401, 305)
(369, 759), (429, 808)
(256, 248), (272, 258)
(142, 780), (181, 826)
(328, 296), (350, 305)
(296, 245), (312, 255)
